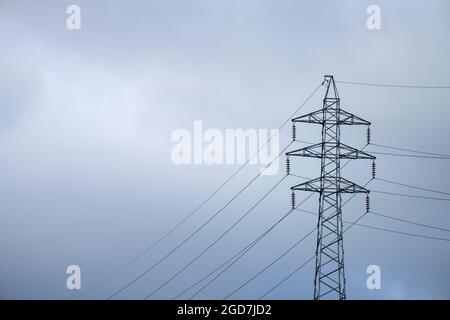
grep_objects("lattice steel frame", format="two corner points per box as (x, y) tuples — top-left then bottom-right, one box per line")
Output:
(287, 75), (375, 300)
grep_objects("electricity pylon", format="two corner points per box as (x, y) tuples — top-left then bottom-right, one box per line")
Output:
(286, 75), (375, 300)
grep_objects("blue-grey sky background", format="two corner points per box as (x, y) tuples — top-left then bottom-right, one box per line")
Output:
(0, 0), (449, 299)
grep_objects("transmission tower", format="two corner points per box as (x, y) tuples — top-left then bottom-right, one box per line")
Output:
(286, 75), (375, 300)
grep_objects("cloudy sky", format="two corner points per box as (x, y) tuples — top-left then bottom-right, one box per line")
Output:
(0, 0), (449, 299)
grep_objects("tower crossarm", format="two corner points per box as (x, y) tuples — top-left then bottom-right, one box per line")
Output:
(286, 142), (376, 160)
(291, 176), (369, 194)
(292, 108), (371, 126)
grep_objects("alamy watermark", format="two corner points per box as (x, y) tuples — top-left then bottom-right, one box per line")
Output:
(171, 121), (280, 175)
(366, 5), (381, 30)
(66, 265), (81, 290)
(366, 264), (381, 290)
(66, 5), (81, 30)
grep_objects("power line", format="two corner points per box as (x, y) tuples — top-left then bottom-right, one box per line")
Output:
(370, 210), (450, 233)
(369, 151), (450, 160)
(289, 173), (311, 180)
(187, 195), (315, 300)
(281, 84), (323, 129)
(224, 228), (316, 299)
(172, 192), (316, 300)
(258, 255), (315, 300)
(359, 214), (450, 242)
(144, 174), (288, 299)
(76, 166), (265, 298)
(372, 190), (450, 202)
(107, 142), (292, 299)
(370, 143), (450, 158)
(297, 208), (450, 240)
(80, 83), (323, 298)
(172, 242), (252, 299)
(374, 177), (450, 196)
(336, 80), (450, 89)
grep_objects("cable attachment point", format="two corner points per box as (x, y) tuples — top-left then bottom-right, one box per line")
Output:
(291, 191), (296, 209)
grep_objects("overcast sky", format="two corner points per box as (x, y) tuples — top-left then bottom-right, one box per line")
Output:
(0, 0), (449, 299)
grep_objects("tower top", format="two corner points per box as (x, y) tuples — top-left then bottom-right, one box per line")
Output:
(323, 75), (340, 105)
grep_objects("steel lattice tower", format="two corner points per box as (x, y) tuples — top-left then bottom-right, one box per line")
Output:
(286, 75), (375, 300)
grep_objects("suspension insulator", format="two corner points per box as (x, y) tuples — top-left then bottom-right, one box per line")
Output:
(291, 191), (296, 209)
(372, 160), (376, 179)
(286, 157), (291, 175)
(367, 126), (371, 145)
(292, 123), (296, 141)
(366, 194), (370, 212)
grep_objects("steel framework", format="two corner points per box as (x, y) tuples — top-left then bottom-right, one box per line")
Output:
(287, 75), (375, 300)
